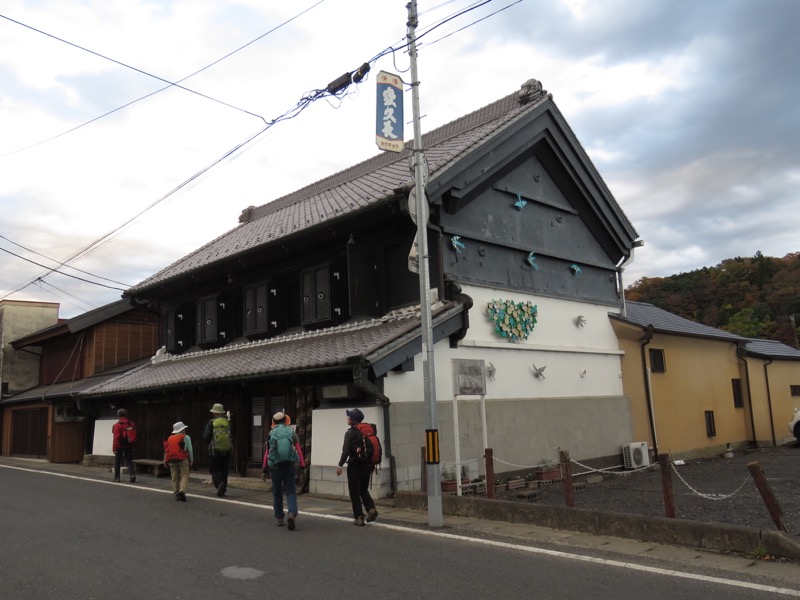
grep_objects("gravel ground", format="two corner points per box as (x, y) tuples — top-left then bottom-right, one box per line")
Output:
(498, 444), (800, 538)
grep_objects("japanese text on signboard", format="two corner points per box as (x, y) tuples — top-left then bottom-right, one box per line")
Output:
(375, 71), (404, 153)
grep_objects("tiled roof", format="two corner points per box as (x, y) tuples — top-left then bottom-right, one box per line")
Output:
(615, 301), (744, 342)
(2, 358), (150, 404)
(744, 339), (800, 360)
(615, 302), (800, 359)
(128, 80), (550, 294)
(83, 302), (464, 396)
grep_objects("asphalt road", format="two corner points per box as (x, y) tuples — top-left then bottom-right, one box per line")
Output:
(1, 462), (799, 600)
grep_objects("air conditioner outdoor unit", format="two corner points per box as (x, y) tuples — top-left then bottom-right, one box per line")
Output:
(622, 442), (650, 469)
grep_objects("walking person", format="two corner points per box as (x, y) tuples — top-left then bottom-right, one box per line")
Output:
(164, 421), (193, 502)
(336, 408), (379, 526)
(262, 412), (305, 530)
(112, 408), (136, 483)
(203, 403), (232, 497)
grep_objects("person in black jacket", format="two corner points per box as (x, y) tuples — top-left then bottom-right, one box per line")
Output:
(335, 408), (378, 526)
(203, 403), (232, 497)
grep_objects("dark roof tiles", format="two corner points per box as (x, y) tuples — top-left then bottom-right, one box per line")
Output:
(84, 303), (461, 395)
(128, 81), (548, 294)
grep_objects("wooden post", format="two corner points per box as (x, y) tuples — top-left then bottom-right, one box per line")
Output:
(659, 453), (676, 518)
(420, 446), (427, 493)
(485, 448), (495, 499)
(559, 449), (574, 508)
(748, 461), (787, 532)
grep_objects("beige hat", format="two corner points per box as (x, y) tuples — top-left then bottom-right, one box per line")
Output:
(172, 421), (188, 434)
(272, 411), (286, 422)
(210, 403), (225, 414)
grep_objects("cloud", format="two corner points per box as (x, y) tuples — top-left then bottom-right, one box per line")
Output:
(1, 0), (798, 317)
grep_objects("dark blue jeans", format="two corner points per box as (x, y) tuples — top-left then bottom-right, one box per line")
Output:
(270, 463), (298, 519)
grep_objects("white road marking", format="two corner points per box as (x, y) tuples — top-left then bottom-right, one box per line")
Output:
(3, 463), (799, 597)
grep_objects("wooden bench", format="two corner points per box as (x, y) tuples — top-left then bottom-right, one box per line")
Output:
(133, 459), (170, 478)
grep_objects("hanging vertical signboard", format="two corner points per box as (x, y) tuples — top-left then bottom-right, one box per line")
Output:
(376, 70), (404, 153)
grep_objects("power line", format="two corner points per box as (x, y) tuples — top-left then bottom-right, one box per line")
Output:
(0, 13), (266, 124)
(0, 234), (131, 287)
(2, 0), (523, 303)
(0, 1), (327, 158)
(0, 246), (127, 292)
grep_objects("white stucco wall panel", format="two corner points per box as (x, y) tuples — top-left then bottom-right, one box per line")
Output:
(461, 284), (622, 351)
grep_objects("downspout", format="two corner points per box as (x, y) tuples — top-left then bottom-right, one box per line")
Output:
(763, 358), (776, 446)
(352, 362), (397, 497)
(735, 342), (758, 444)
(639, 325), (658, 457)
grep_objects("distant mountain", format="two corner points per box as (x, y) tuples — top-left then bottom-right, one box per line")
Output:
(625, 251), (800, 348)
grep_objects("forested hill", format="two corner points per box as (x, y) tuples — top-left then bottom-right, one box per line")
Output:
(625, 251), (800, 348)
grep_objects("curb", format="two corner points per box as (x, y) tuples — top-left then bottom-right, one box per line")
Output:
(393, 491), (800, 560)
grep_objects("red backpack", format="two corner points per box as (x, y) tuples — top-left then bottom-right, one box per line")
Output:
(352, 422), (382, 467)
(119, 420), (137, 447)
(163, 433), (188, 463)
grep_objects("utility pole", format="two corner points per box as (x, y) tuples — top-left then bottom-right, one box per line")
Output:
(790, 314), (799, 349)
(407, 0), (443, 527)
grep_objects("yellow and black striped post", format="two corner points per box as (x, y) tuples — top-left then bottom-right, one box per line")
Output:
(425, 429), (440, 464)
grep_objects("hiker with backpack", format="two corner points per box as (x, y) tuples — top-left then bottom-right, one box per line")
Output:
(164, 421), (194, 502)
(262, 412), (305, 530)
(111, 408), (137, 483)
(203, 402), (232, 497)
(335, 408), (380, 526)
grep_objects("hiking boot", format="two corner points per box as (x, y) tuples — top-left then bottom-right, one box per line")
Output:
(178, 492), (186, 502)
(129, 476), (136, 483)
(113, 478), (121, 483)
(174, 492), (181, 501)
(217, 482), (226, 497)
(366, 508), (379, 522)
(354, 515), (365, 526)
(287, 513), (296, 531)
(275, 518), (285, 527)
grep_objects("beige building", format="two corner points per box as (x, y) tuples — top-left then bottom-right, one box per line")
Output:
(0, 300), (60, 399)
(611, 301), (800, 461)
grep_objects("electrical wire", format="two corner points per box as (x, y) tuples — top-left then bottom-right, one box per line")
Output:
(2, 0), (525, 304)
(0, 246), (127, 291)
(0, 0), (328, 158)
(0, 234), (130, 287)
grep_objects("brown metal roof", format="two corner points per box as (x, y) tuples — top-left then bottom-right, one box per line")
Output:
(128, 81), (549, 295)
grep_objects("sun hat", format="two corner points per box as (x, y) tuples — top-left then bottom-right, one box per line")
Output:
(270, 414), (291, 429)
(172, 421), (188, 434)
(346, 408), (364, 423)
(210, 403), (225, 414)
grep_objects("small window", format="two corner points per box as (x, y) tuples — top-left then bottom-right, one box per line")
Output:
(705, 410), (716, 437)
(791, 385), (800, 397)
(648, 348), (666, 373)
(731, 379), (743, 408)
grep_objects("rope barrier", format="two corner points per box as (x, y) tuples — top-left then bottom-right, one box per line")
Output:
(480, 452), (753, 502)
(569, 457), (650, 476)
(493, 456), (558, 470)
(669, 462), (751, 500)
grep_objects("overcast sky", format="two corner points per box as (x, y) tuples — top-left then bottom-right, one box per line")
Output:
(1, 0), (798, 319)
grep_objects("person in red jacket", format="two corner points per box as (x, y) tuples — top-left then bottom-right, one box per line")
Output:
(111, 408), (136, 483)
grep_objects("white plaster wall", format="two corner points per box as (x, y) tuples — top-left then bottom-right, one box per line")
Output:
(308, 405), (391, 497)
(386, 287), (625, 403)
(310, 406), (384, 467)
(93, 418), (116, 456)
